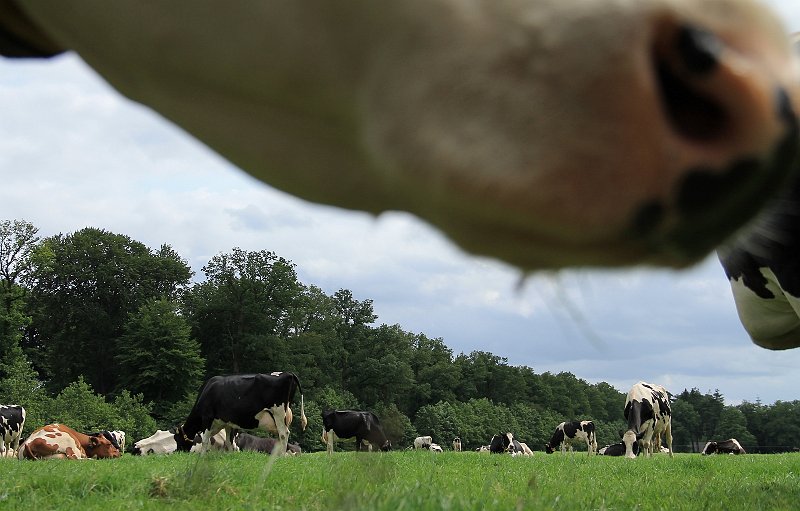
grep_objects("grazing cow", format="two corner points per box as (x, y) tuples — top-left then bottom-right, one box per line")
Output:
(623, 382), (673, 459)
(4, 3), (800, 272)
(702, 439), (747, 455)
(598, 441), (640, 457)
(19, 424), (121, 460)
(0, 405), (25, 458)
(452, 437), (462, 452)
(413, 436), (433, 450)
(233, 432), (301, 455)
(176, 372), (307, 455)
(321, 410), (391, 453)
(544, 421), (597, 455)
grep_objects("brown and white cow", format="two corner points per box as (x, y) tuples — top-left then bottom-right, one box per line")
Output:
(622, 382), (673, 458)
(3, 2), (800, 272)
(19, 424), (121, 460)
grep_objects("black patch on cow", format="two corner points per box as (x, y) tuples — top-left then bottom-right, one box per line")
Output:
(676, 25), (721, 76)
(630, 201), (665, 238)
(489, 433), (512, 454)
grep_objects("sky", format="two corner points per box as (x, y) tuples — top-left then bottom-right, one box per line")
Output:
(2, 1), (800, 406)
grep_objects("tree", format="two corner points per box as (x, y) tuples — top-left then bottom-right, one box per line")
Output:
(115, 298), (205, 417)
(0, 219), (39, 378)
(26, 228), (192, 393)
(713, 406), (757, 448)
(186, 248), (302, 375)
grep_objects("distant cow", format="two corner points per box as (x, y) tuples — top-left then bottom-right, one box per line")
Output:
(413, 435), (433, 450)
(132, 429), (180, 455)
(702, 439), (746, 455)
(515, 442), (534, 456)
(598, 441), (640, 456)
(623, 382), (673, 458)
(321, 410), (391, 453)
(453, 437), (462, 452)
(109, 430), (126, 453)
(428, 443), (443, 452)
(176, 372), (307, 455)
(545, 421), (597, 455)
(476, 445), (490, 453)
(233, 431), (301, 455)
(19, 424), (121, 460)
(489, 433), (515, 454)
(0, 405), (25, 458)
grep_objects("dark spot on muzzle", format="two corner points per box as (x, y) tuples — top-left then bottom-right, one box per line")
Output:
(629, 87), (800, 260)
(677, 25), (722, 75)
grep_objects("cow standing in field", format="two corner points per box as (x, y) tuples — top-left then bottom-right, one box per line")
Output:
(0, 405), (25, 458)
(702, 439), (746, 455)
(544, 421), (597, 455)
(622, 382), (673, 458)
(452, 437), (461, 452)
(321, 410), (391, 453)
(176, 372), (307, 456)
(19, 424), (120, 460)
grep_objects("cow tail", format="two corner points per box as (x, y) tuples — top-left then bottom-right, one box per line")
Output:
(293, 373), (308, 431)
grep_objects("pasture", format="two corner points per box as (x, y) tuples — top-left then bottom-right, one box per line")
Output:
(1, 451), (798, 510)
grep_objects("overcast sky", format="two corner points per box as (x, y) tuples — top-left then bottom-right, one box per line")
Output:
(3, 1), (800, 406)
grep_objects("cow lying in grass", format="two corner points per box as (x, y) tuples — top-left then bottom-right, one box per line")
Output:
(19, 424), (121, 460)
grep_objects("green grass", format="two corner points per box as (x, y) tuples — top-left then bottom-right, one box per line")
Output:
(1, 452), (798, 510)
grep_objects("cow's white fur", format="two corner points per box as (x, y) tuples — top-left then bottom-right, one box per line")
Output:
(413, 436), (433, 450)
(11, 0), (800, 271)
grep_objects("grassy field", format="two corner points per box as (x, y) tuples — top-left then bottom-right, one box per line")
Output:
(1, 451), (798, 511)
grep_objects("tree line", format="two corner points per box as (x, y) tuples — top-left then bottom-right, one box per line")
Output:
(1, 219), (798, 453)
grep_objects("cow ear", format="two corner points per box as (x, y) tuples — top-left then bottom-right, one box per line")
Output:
(90, 436), (100, 446)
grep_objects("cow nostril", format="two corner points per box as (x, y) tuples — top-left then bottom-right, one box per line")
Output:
(653, 24), (728, 142)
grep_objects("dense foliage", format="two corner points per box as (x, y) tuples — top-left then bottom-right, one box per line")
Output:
(1, 220), (798, 452)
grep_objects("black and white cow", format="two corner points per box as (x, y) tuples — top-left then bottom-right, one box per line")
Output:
(452, 437), (462, 452)
(413, 435), (433, 450)
(489, 433), (519, 454)
(0, 405), (25, 458)
(719, 34), (800, 351)
(233, 432), (301, 455)
(176, 372), (307, 456)
(702, 438), (746, 455)
(544, 421), (597, 455)
(321, 410), (391, 453)
(598, 441), (640, 456)
(622, 382), (673, 458)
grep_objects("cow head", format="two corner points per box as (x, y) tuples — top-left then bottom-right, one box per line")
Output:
(544, 443), (555, 454)
(622, 430), (644, 459)
(86, 434), (121, 459)
(379, 440), (392, 451)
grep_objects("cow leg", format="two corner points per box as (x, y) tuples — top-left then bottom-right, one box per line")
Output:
(324, 428), (335, 454)
(664, 422), (674, 458)
(260, 405), (288, 456)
